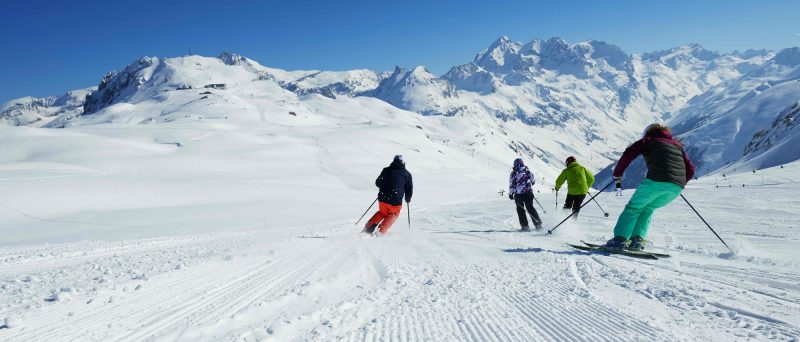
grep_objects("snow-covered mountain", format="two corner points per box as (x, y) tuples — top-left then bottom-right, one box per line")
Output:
(436, 37), (648, 133)
(282, 69), (388, 98)
(217, 52), (388, 98)
(0, 52), (615, 182)
(2, 37), (796, 184)
(743, 100), (800, 167)
(0, 88), (94, 127)
(376, 36), (781, 182)
(668, 47), (800, 172)
(370, 66), (466, 116)
(436, 37), (770, 122)
(596, 47), (800, 187)
(638, 44), (773, 118)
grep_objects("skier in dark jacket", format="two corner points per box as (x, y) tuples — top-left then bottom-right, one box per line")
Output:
(508, 158), (542, 231)
(605, 123), (696, 251)
(364, 155), (413, 235)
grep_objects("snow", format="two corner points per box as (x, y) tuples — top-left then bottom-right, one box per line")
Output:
(0, 87), (94, 127)
(0, 36), (799, 340)
(3, 317), (22, 329)
(669, 48), (800, 174)
(0, 162), (798, 340)
(1, 69), (799, 338)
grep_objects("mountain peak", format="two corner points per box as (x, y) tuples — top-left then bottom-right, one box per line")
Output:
(541, 37), (571, 53)
(545, 37), (569, 46)
(644, 44), (720, 62)
(580, 40), (630, 69)
(474, 36), (522, 71)
(493, 35), (511, 45)
(386, 66), (435, 82)
(372, 65), (461, 116)
(732, 49), (772, 59)
(686, 43), (720, 60)
(410, 65), (432, 75)
(537, 37), (583, 68)
(773, 47), (800, 67)
(218, 52), (252, 66)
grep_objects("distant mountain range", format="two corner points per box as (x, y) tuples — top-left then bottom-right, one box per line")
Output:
(3, 37), (797, 184)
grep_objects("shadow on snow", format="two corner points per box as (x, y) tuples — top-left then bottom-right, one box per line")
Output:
(503, 247), (588, 256)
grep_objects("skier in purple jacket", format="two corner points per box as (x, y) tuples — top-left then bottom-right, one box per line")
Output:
(509, 158), (542, 231)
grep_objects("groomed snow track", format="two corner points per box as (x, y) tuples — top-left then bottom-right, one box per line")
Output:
(2, 174), (800, 341)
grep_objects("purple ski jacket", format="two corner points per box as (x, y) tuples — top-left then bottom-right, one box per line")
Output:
(509, 165), (535, 195)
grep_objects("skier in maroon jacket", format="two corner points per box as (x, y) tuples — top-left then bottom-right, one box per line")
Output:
(605, 123), (696, 251)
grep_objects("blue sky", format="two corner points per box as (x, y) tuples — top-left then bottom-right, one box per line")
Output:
(2, 0), (799, 101)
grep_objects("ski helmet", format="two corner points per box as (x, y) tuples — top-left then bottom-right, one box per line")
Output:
(513, 158), (524, 169)
(643, 123), (671, 138)
(393, 154), (405, 165)
(565, 156), (576, 166)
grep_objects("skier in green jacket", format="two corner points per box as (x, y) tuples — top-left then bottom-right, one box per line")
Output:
(554, 156), (595, 219)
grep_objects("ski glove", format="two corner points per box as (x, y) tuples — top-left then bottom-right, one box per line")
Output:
(509, 193), (514, 200)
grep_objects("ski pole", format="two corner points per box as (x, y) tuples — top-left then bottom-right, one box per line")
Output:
(532, 194), (547, 214)
(513, 194), (544, 214)
(547, 181), (614, 235)
(511, 196), (531, 213)
(407, 202), (411, 229)
(512, 195), (528, 213)
(511, 196), (541, 229)
(680, 194), (731, 251)
(555, 190), (559, 211)
(590, 194), (610, 217)
(355, 198), (378, 226)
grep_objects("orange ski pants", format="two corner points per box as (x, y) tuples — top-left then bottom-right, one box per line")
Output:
(365, 201), (403, 234)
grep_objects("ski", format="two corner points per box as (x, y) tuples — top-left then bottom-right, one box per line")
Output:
(568, 244), (659, 259)
(568, 240), (670, 260)
(581, 240), (671, 258)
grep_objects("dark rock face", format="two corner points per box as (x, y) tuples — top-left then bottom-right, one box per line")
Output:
(83, 57), (158, 114)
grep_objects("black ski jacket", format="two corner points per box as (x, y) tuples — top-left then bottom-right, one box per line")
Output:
(614, 129), (695, 188)
(376, 161), (413, 206)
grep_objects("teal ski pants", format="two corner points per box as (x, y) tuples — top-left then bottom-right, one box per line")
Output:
(613, 179), (683, 239)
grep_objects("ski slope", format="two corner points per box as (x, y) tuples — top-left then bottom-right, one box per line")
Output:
(1, 163), (798, 341)
(0, 44), (798, 341)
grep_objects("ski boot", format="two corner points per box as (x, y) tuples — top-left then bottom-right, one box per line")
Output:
(363, 223), (378, 235)
(571, 210), (580, 221)
(520, 226), (531, 232)
(603, 236), (628, 250)
(627, 236), (646, 251)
